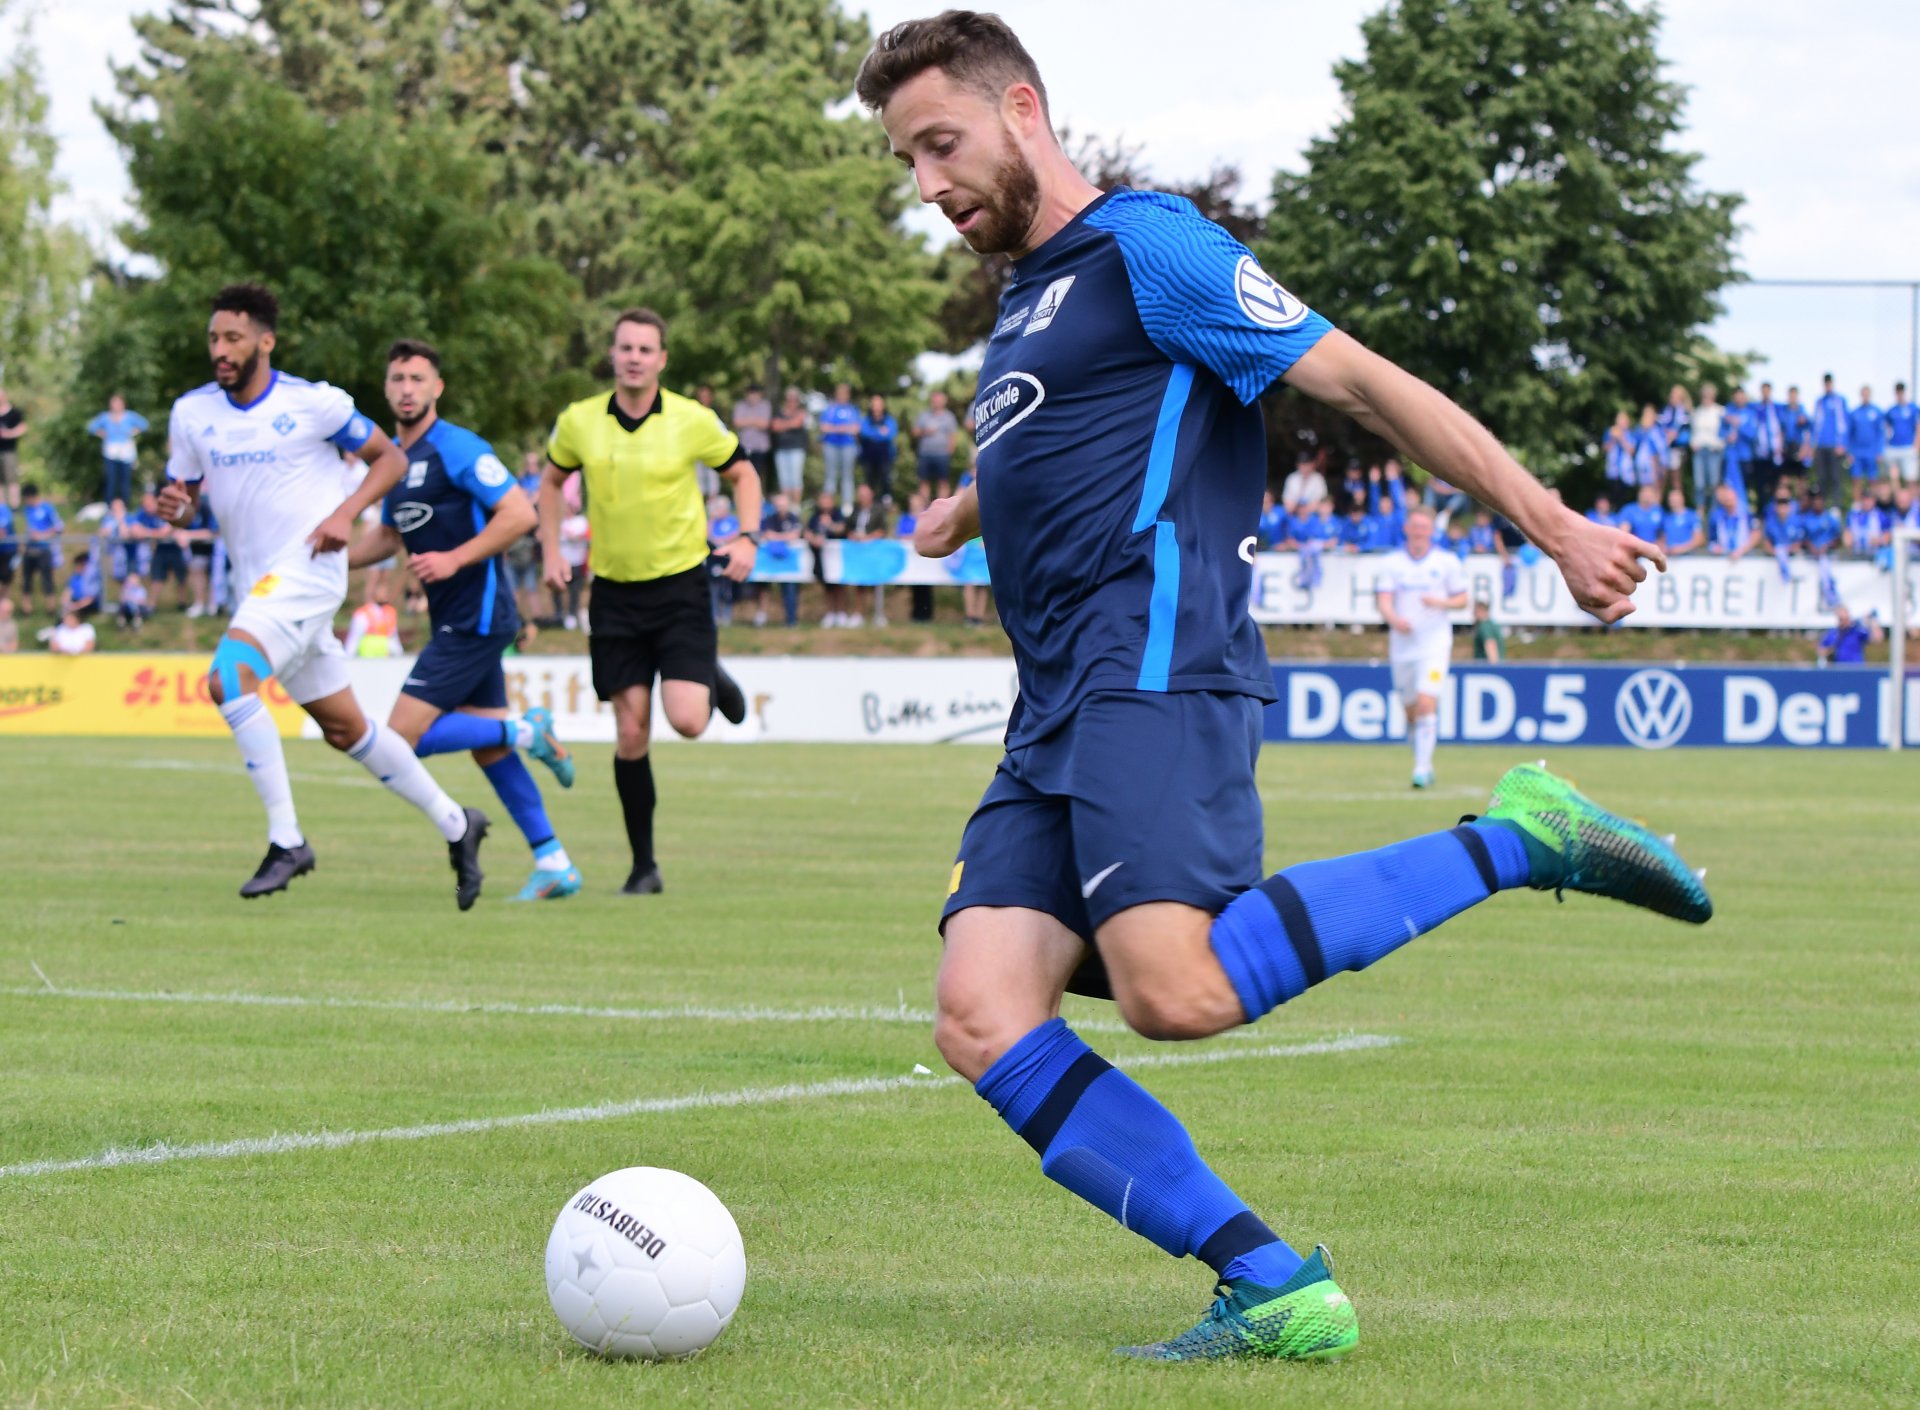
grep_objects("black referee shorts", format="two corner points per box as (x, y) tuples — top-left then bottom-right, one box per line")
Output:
(588, 566), (717, 701)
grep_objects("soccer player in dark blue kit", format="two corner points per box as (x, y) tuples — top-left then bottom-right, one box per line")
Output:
(348, 340), (581, 901)
(858, 12), (1713, 1363)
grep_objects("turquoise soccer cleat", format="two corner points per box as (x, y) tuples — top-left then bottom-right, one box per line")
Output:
(511, 864), (583, 902)
(1478, 761), (1712, 923)
(523, 706), (575, 789)
(1116, 1246), (1358, 1362)
(1411, 769), (1435, 789)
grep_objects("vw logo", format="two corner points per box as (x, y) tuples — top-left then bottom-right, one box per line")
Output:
(1614, 669), (1693, 750)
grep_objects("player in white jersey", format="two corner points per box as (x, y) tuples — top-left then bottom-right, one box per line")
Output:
(1374, 503), (1468, 788)
(156, 283), (491, 904)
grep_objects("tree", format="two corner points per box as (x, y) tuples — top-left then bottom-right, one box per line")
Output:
(1258, 0), (1742, 482)
(55, 54), (577, 480)
(627, 60), (941, 398)
(0, 6), (91, 457)
(114, 0), (875, 352)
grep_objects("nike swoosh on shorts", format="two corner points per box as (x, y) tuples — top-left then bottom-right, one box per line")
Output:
(1080, 861), (1124, 899)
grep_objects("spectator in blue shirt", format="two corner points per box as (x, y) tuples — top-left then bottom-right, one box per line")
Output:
(1817, 604), (1881, 665)
(1812, 374), (1850, 503)
(63, 549), (101, 618)
(1847, 385), (1887, 482)
(1291, 497), (1338, 588)
(1436, 515), (1473, 560)
(1619, 483), (1665, 545)
(1256, 490), (1290, 550)
(1783, 386), (1813, 475)
(1661, 489), (1703, 555)
(1844, 485), (1886, 559)
(1720, 388), (1752, 503)
(1603, 410), (1636, 490)
(1465, 508), (1501, 555)
(818, 384), (861, 507)
(1631, 404), (1667, 488)
(1796, 490), (1842, 557)
(1586, 492), (1621, 529)
(1745, 381), (1793, 507)
(1762, 493), (1801, 552)
(856, 395), (898, 508)
(18, 482), (61, 614)
(1656, 385), (1692, 488)
(1707, 483), (1757, 559)
(84, 394), (149, 507)
(1886, 381), (1918, 485)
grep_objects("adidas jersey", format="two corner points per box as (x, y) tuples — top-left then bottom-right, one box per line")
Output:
(382, 418), (518, 636)
(166, 370), (375, 601)
(1374, 548), (1466, 661)
(972, 187), (1332, 747)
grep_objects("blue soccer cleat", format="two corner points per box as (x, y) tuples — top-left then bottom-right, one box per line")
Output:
(1116, 1245), (1359, 1362)
(523, 706), (574, 789)
(511, 863), (582, 901)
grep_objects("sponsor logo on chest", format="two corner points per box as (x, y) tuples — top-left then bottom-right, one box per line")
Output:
(972, 372), (1046, 452)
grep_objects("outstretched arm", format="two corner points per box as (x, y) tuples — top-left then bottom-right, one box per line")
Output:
(913, 482), (981, 558)
(1285, 332), (1664, 623)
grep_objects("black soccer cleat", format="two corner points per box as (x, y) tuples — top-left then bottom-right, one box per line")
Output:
(239, 841), (316, 899)
(448, 806), (489, 911)
(621, 865), (664, 896)
(712, 662), (747, 726)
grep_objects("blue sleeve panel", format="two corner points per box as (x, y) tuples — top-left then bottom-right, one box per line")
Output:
(326, 408), (376, 452)
(439, 425), (514, 510)
(1087, 189), (1333, 406)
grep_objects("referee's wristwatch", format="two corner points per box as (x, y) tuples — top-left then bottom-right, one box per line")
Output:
(739, 531), (762, 547)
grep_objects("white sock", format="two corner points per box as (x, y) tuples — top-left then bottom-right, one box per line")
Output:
(221, 694), (302, 848)
(509, 717), (535, 749)
(1412, 713), (1438, 775)
(536, 844), (573, 871)
(349, 722), (468, 842)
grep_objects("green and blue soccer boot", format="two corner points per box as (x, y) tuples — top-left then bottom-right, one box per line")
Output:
(523, 706), (575, 789)
(511, 862), (583, 902)
(1117, 1245), (1358, 1362)
(1478, 761), (1712, 923)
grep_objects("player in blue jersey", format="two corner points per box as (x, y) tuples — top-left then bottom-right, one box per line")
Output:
(857, 12), (1712, 1365)
(345, 340), (581, 901)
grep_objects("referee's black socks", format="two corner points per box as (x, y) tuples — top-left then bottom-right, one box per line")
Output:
(614, 754), (656, 871)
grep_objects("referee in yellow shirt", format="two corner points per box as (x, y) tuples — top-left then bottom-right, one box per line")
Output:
(542, 308), (760, 895)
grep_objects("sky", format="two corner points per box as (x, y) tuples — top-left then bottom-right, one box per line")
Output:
(12, 0), (1920, 398)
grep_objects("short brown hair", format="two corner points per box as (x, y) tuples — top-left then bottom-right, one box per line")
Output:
(612, 308), (667, 345)
(855, 10), (1048, 116)
(386, 338), (442, 371)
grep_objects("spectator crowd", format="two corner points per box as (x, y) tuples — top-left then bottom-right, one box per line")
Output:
(3, 368), (1916, 652)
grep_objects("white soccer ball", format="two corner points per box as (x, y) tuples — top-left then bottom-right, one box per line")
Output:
(544, 1166), (746, 1360)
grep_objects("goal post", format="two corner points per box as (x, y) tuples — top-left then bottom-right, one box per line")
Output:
(1892, 527), (1920, 753)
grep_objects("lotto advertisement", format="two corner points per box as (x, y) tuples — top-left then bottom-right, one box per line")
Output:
(0, 654), (305, 737)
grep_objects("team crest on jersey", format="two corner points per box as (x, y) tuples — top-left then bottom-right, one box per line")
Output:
(972, 372), (1046, 452)
(1233, 255), (1309, 330)
(393, 502), (434, 534)
(1022, 276), (1077, 336)
(474, 453), (510, 487)
(272, 413), (297, 436)
(406, 461), (430, 488)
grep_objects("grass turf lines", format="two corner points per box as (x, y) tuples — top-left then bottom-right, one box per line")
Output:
(1, 738), (1915, 1409)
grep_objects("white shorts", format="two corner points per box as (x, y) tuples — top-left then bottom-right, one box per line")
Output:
(1391, 653), (1450, 707)
(1888, 446), (1918, 483)
(228, 570), (350, 705)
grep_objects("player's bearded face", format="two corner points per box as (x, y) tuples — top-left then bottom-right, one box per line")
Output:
(210, 336), (261, 390)
(948, 126), (1041, 256)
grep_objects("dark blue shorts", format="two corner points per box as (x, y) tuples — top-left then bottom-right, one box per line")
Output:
(940, 690), (1265, 998)
(401, 627), (513, 712)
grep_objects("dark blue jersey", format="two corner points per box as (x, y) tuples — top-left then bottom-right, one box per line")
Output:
(971, 188), (1331, 746)
(382, 418), (518, 635)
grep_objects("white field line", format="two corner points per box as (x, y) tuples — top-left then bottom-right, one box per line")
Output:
(124, 758), (378, 788)
(1, 984), (1169, 1037)
(0, 1035), (1399, 1181)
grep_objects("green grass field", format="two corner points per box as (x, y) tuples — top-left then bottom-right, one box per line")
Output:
(2, 738), (1915, 1409)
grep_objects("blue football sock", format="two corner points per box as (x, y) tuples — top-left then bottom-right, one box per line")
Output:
(1210, 822), (1531, 1022)
(416, 713), (512, 758)
(480, 754), (554, 852)
(976, 1018), (1303, 1285)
